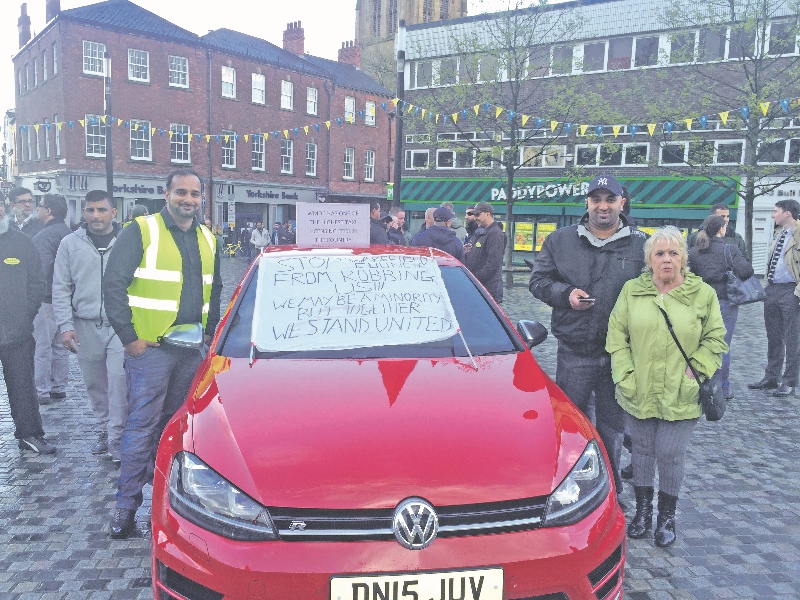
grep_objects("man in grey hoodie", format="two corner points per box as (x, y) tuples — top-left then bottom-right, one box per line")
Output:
(52, 190), (127, 463)
(440, 202), (467, 243)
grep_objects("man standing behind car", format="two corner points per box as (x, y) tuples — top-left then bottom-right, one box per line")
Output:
(464, 202), (505, 301)
(103, 168), (222, 539)
(412, 207), (465, 261)
(52, 190), (127, 464)
(250, 221), (270, 259)
(0, 196), (54, 454)
(529, 174), (647, 493)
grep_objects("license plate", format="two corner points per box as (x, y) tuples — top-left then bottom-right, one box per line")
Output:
(330, 567), (503, 600)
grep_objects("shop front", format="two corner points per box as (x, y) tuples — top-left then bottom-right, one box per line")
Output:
(400, 176), (740, 265)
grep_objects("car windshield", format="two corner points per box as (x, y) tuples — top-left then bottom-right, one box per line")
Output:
(219, 264), (520, 359)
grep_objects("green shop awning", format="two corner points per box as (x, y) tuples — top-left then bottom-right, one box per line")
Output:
(399, 176), (739, 217)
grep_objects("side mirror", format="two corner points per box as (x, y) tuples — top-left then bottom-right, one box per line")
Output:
(160, 323), (204, 349)
(517, 320), (548, 349)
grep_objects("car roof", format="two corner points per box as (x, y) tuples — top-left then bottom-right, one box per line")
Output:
(257, 245), (465, 268)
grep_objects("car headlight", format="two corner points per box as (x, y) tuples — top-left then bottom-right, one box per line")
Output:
(543, 440), (610, 527)
(168, 451), (277, 541)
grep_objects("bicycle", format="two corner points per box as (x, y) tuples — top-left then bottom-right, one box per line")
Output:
(223, 241), (244, 258)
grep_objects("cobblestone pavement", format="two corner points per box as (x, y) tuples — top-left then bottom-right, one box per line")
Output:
(1, 259), (798, 599)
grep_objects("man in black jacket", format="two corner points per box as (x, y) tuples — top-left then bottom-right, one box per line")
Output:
(411, 207), (465, 261)
(464, 202), (505, 301)
(529, 175), (647, 492)
(0, 197), (55, 453)
(31, 194), (73, 405)
(369, 200), (390, 244)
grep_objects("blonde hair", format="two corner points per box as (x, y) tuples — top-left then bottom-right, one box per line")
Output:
(643, 226), (689, 277)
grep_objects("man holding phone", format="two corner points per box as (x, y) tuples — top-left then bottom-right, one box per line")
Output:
(529, 175), (647, 493)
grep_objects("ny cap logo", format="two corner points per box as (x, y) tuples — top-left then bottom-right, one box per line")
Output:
(598, 177), (608, 186)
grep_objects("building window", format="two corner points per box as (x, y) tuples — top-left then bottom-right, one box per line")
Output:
(17, 70), (22, 96)
(769, 20), (798, 55)
(670, 31), (696, 64)
(25, 64), (29, 91)
(281, 139), (293, 174)
(35, 125), (40, 160)
(34, 58), (38, 87)
(437, 149), (475, 169)
(405, 149), (430, 169)
(53, 43), (58, 75)
(520, 145), (567, 168)
(365, 101), (376, 126)
(306, 142), (317, 176)
(698, 28), (726, 61)
(222, 130), (236, 167)
(345, 96), (356, 123)
(26, 127), (31, 161)
(635, 36), (660, 67)
(252, 73), (266, 104)
(714, 140), (745, 164)
(529, 46), (550, 77)
(411, 61), (432, 88)
(252, 134), (265, 170)
(169, 56), (189, 87)
(728, 26), (755, 59)
(307, 87), (318, 115)
(552, 46), (573, 74)
(54, 114), (61, 156)
(128, 49), (150, 82)
(43, 52), (48, 81)
(129, 120), (151, 160)
(170, 124), (190, 163)
(583, 42), (606, 72)
(659, 142), (689, 165)
(365, 150), (375, 181)
(281, 80), (294, 110)
(44, 118), (50, 158)
(575, 143), (649, 166)
(607, 37), (631, 70)
(343, 147), (355, 179)
(85, 114), (106, 157)
(222, 66), (236, 99)
(83, 41), (106, 75)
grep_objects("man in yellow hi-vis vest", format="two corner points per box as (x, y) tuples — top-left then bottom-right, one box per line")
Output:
(103, 169), (222, 539)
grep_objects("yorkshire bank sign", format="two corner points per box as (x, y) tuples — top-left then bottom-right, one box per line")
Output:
(490, 181), (590, 202)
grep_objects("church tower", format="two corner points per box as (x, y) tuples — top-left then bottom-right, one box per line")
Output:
(356, 0), (468, 43)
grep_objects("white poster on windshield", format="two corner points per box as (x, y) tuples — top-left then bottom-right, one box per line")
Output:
(251, 254), (460, 352)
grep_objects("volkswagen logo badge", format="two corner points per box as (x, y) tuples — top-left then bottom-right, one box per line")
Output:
(392, 498), (438, 550)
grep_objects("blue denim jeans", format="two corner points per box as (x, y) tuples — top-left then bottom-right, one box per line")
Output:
(116, 345), (202, 510)
(556, 344), (625, 492)
(718, 298), (738, 393)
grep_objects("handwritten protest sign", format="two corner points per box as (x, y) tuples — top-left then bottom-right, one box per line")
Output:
(251, 254), (460, 352)
(295, 202), (369, 248)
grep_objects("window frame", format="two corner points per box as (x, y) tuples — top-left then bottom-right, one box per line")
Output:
(83, 41), (106, 76)
(281, 138), (294, 174)
(170, 123), (191, 164)
(281, 80), (294, 110)
(713, 139), (746, 164)
(85, 114), (107, 157)
(43, 51), (48, 82)
(659, 141), (689, 165)
(129, 119), (152, 161)
(306, 142), (317, 176)
(52, 42), (58, 75)
(575, 142), (650, 167)
(404, 149), (430, 170)
(306, 87), (318, 115)
(222, 130), (237, 168)
(364, 149), (376, 181)
(519, 145), (568, 168)
(343, 147), (355, 179)
(222, 66), (237, 99)
(44, 118), (50, 159)
(768, 19), (799, 56)
(128, 49), (150, 83)
(252, 134), (265, 171)
(252, 73), (266, 105)
(168, 55), (189, 88)
(365, 100), (376, 126)
(54, 113), (61, 157)
(344, 96), (356, 123)
(33, 58), (38, 87)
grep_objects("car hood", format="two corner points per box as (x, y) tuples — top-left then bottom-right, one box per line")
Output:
(189, 351), (593, 509)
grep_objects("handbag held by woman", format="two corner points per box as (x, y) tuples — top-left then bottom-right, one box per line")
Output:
(724, 245), (765, 305)
(657, 306), (726, 421)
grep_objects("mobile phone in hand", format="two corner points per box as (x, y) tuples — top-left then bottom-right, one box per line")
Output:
(578, 298), (596, 303)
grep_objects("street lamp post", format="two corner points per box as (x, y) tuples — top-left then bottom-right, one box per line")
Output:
(392, 20), (407, 209)
(104, 51), (113, 197)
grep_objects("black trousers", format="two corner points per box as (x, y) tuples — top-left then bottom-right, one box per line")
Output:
(764, 283), (800, 386)
(0, 335), (45, 439)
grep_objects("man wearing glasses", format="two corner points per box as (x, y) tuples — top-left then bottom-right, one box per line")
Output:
(8, 187), (44, 237)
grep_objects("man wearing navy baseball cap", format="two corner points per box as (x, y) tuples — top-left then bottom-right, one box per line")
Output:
(529, 174), (647, 496)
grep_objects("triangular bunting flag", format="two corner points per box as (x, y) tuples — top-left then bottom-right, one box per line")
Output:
(699, 116), (709, 128)
(223, 135), (229, 143)
(283, 130), (289, 138)
(336, 118), (343, 126)
(421, 109), (426, 119)
(381, 102), (387, 111)
(461, 109), (469, 119)
(263, 133), (268, 142)
(612, 125), (622, 137)
(551, 120), (559, 132)
(596, 126), (603, 137)
(392, 98), (400, 106)
(407, 104), (414, 114)
(273, 132), (280, 139)
(535, 118), (544, 129)
(293, 128), (299, 137)
(414, 107), (421, 116)
(56, 122), (62, 130)
(314, 123), (320, 132)
(215, 135), (220, 143)
(169, 131), (174, 139)
(205, 135), (211, 143)
(68, 121), (74, 129)
(483, 103), (491, 113)
(473, 105), (480, 115)
(303, 126), (308, 134)
(684, 118), (693, 130)
(740, 106), (750, 120)
(33, 124), (39, 132)
(630, 125), (638, 137)
(521, 115), (530, 126)
(647, 123), (656, 136)
(664, 122), (674, 133)
(760, 102), (770, 116)
(244, 134), (249, 142)
(719, 111), (729, 125)
(118, 118), (123, 126)
(579, 124), (589, 136)
(507, 111), (517, 123)
(452, 113), (458, 124)
(435, 114), (440, 123)
(495, 106), (503, 118)
(564, 123), (573, 135)
(780, 99), (791, 112)
(159, 129), (165, 136)
(100, 116), (107, 124)
(79, 120), (85, 128)
(325, 121), (331, 130)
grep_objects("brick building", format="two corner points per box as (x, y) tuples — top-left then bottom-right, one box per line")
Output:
(12, 0), (392, 231)
(396, 0), (800, 271)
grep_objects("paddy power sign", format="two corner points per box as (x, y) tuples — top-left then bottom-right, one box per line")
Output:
(491, 181), (590, 201)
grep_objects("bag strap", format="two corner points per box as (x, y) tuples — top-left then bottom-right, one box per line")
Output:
(657, 305), (702, 384)
(723, 242), (732, 271)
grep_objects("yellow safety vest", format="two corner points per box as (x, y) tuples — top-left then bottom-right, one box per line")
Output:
(127, 214), (216, 343)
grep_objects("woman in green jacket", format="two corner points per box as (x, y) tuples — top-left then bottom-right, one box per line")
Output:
(607, 226), (727, 548)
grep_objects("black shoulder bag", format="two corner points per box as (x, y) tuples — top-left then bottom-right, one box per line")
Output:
(657, 306), (726, 421)
(723, 244), (765, 306)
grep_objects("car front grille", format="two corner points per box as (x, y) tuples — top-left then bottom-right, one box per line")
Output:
(587, 543), (624, 599)
(270, 496), (548, 541)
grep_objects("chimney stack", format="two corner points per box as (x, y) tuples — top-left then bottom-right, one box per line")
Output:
(18, 3), (31, 49)
(46, 0), (61, 23)
(283, 21), (305, 56)
(338, 40), (361, 68)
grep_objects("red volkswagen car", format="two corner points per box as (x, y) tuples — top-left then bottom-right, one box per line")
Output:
(151, 246), (625, 600)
